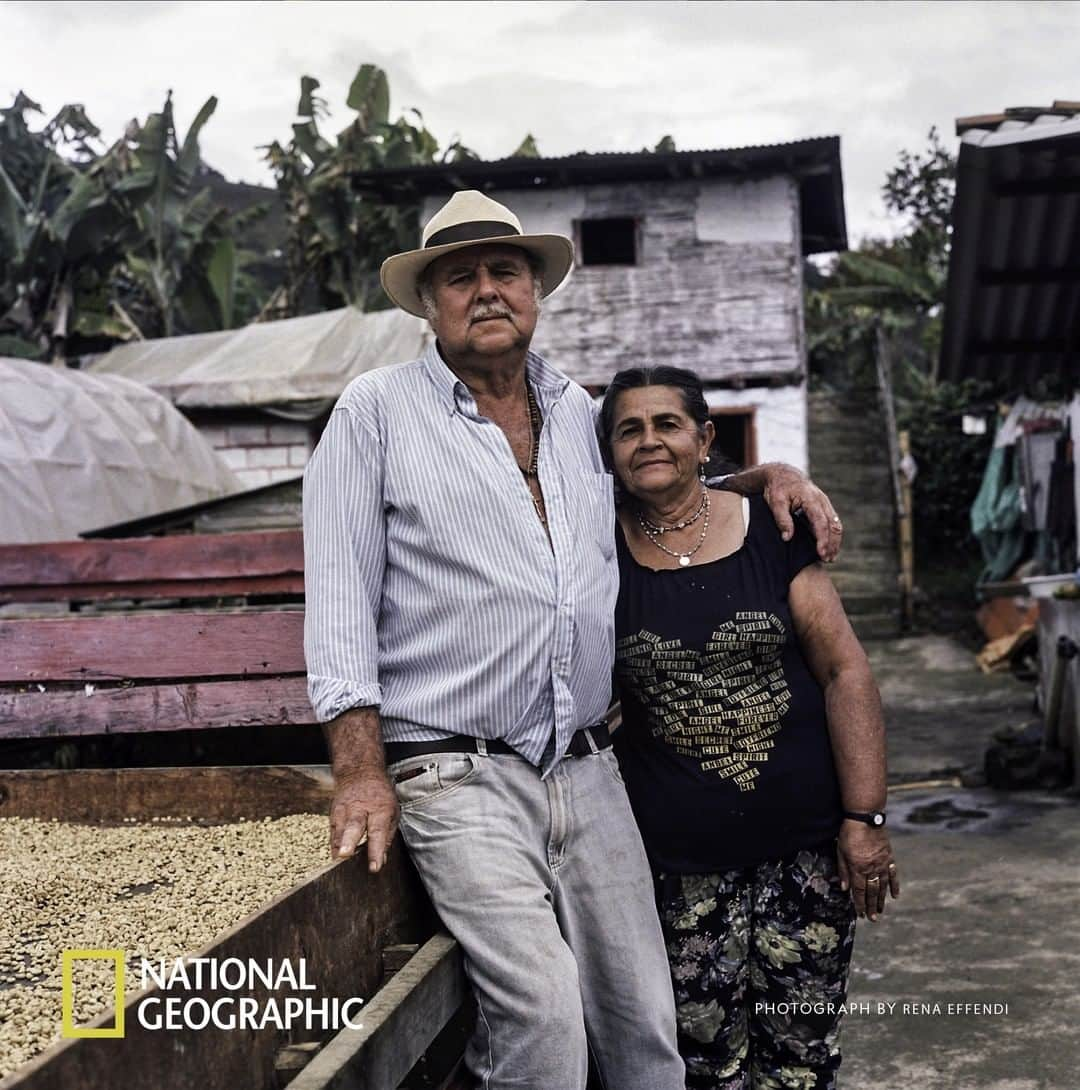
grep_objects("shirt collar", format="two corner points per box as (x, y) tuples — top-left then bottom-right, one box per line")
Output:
(422, 340), (570, 417)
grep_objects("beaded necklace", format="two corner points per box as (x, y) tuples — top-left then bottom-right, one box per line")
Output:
(636, 487), (711, 567)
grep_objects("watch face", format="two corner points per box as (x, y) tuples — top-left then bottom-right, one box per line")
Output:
(872, 812), (885, 826)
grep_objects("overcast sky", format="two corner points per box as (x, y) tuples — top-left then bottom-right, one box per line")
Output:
(5, 0), (1080, 244)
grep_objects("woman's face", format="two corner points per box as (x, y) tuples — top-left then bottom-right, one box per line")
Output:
(609, 386), (714, 502)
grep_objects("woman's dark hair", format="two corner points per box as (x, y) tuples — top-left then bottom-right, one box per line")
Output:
(597, 365), (711, 470)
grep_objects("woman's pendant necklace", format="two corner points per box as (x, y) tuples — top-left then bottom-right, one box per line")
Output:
(637, 488), (711, 566)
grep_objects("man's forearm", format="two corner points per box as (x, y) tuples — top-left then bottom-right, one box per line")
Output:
(323, 706), (388, 781)
(713, 462), (801, 495)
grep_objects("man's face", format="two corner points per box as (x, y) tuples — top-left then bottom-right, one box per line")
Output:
(424, 243), (540, 361)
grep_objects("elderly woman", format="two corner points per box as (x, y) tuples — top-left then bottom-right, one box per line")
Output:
(599, 365), (898, 1090)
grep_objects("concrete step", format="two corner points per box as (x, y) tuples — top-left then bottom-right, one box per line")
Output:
(831, 544), (900, 564)
(838, 592), (904, 616)
(831, 571), (902, 595)
(848, 611), (903, 641)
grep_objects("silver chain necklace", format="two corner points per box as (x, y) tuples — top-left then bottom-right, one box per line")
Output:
(636, 489), (711, 567)
(638, 488), (708, 534)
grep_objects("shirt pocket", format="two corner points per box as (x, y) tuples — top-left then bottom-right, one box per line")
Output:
(579, 471), (616, 561)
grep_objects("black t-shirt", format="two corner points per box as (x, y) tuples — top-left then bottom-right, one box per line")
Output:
(613, 492), (843, 872)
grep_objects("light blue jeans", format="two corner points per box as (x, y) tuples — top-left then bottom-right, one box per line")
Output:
(389, 745), (685, 1090)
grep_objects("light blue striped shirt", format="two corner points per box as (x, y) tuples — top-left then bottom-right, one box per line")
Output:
(303, 341), (617, 768)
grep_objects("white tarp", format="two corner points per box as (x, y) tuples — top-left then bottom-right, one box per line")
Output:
(85, 306), (429, 410)
(0, 357), (241, 544)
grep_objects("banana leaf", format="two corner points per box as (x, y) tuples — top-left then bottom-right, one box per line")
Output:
(0, 160), (29, 256)
(346, 65), (389, 133)
(205, 236), (235, 328)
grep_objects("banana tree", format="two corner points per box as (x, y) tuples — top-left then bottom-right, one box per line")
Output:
(117, 92), (243, 336)
(264, 63), (492, 315)
(0, 90), (261, 359)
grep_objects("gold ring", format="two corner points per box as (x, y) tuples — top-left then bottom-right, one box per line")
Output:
(866, 876), (880, 883)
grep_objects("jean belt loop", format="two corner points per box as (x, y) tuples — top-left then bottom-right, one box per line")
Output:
(475, 738), (488, 757)
(585, 728), (600, 755)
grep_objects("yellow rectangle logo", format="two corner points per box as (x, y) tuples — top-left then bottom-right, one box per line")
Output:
(61, 949), (125, 1038)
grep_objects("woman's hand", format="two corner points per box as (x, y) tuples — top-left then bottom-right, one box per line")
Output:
(837, 821), (900, 921)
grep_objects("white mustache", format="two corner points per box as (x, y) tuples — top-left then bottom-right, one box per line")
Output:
(470, 305), (512, 323)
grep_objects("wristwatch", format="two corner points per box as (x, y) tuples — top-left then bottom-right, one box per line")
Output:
(843, 809), (887, 827)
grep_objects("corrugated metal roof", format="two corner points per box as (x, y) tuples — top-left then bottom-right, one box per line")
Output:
(349, 136), (847, 256)
(940, 102), (1080, 385)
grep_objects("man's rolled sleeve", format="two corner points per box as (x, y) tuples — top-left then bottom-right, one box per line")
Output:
(303, 403), (386, 723)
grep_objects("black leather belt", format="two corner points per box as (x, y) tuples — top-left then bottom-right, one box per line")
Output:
(385, 722), (611, 764)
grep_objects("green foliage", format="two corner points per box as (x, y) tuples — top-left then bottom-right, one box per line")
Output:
(262, 69), (449, 313)
(895, 373), (998, 563)
(0, 90), (267, 356)
(262, 63), (532, 316)
(807, 127), (955, 392)
(510, 133), (540, 159)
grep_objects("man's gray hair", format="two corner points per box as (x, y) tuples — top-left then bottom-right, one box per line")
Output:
(417, 249), (545, 323)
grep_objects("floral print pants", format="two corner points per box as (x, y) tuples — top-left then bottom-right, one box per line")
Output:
(656, 842), (857, 1090)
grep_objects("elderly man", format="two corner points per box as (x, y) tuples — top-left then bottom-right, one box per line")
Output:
(303, 191), (842, 1090)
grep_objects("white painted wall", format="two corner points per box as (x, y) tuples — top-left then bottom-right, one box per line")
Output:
(422, 188), (585, 241)
(694, 176), (797, 245)
(705, 383), (808, 472)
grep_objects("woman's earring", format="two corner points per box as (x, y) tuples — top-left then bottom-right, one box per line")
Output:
(699, 463), (707, 483)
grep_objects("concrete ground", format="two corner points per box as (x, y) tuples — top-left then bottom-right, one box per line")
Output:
(841, 636), (1080, 1090)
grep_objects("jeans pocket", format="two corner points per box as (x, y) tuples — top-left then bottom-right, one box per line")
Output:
(599, 746), (626, 786)
(391, 752), (481, 811)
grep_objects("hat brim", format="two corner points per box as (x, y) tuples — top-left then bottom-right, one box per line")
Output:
(380, 234), (575, 318)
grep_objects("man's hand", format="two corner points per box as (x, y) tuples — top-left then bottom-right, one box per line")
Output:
(837, 821), (899, 922)
(324, 706), (399, 873)
(330, 768), (400, 871)
(715, 462), (843, 563)
(761, 464), (843, 563)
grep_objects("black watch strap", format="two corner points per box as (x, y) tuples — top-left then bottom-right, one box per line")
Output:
(843, 809), (887, 827)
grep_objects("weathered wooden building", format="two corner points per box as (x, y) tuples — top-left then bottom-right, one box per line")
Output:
(353, 139), (847, 470)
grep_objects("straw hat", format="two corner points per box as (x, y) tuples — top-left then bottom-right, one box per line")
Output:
(380, 190), (574, 317)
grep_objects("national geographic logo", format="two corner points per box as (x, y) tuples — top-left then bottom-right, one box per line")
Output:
(61, 950), (125, 1039)
(61, 951), (364, 1038)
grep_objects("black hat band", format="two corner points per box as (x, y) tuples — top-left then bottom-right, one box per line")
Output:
(425, 220), (522, 249)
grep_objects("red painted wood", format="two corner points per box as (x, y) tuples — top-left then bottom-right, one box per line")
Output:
(0, 611), (306, 682)
(0, 677), (314, 738)
(0, 530), (303, 589)
(0, 765), (332, 820)
(0, 574), (305, 603)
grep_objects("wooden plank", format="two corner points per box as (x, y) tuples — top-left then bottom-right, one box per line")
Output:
(0, 574), (304, 604)
(0, 765), (333, 822)
(0, 531), (303, 590)
(0, 677), (313, 740)
(0, 611), (306, 682)
(0, 844), (437, 1090)
(288, 932), (466, 1090)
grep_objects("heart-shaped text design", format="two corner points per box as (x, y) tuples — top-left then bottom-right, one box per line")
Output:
(616, 611), (792, 792)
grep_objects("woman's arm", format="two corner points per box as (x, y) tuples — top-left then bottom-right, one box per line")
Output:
(789, 562), (900, 921)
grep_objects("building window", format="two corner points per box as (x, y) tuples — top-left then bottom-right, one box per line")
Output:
(578, 218), (638, 266)
(709, 410), (756, 471)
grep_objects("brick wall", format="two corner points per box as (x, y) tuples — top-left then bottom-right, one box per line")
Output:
(197, 421), (312, 490)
